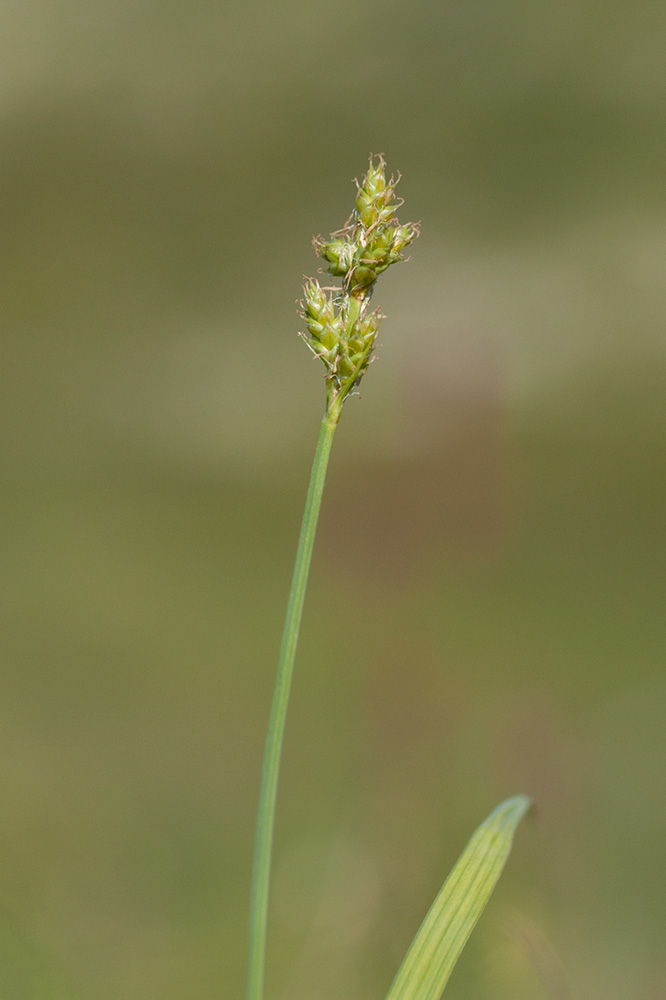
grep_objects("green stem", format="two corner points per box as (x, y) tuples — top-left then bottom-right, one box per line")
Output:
(245, 399), (342, 1000)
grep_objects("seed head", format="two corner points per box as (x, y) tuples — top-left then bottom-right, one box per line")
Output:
(301, 155), (419, 408)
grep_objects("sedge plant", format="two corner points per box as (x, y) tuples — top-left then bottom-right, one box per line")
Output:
(246, 156), (530, 1000)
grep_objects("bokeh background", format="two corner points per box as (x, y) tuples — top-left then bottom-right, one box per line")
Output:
(2, 1), (665, 998)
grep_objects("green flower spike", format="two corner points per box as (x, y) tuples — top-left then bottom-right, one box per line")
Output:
(247, 159), (418, 1000)
(301, 155), (419, 412)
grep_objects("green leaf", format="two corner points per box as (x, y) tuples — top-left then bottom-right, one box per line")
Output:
(383, 795), (531, 1000)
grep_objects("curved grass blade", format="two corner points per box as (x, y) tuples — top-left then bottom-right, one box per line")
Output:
(384, 795), (531, 1000)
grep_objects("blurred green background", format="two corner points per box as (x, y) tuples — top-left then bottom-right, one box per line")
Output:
(1, 1), (665, 997)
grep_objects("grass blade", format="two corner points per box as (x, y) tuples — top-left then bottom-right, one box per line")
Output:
(384, 795), (531, 1000)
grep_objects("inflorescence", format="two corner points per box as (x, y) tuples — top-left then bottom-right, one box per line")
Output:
(299, 156), (419, 409)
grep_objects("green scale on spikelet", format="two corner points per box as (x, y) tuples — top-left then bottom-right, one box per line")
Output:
(300, 155), (419, 407)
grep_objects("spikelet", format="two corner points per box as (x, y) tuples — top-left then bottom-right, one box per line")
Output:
(300, 155), (419, 408)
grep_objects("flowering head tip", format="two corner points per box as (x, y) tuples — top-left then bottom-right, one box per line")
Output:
(300, 156), (418, 408)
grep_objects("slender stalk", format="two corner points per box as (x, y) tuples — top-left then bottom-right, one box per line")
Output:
(245, 156), (418, 1000)
(245, 398), (341, 1000)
